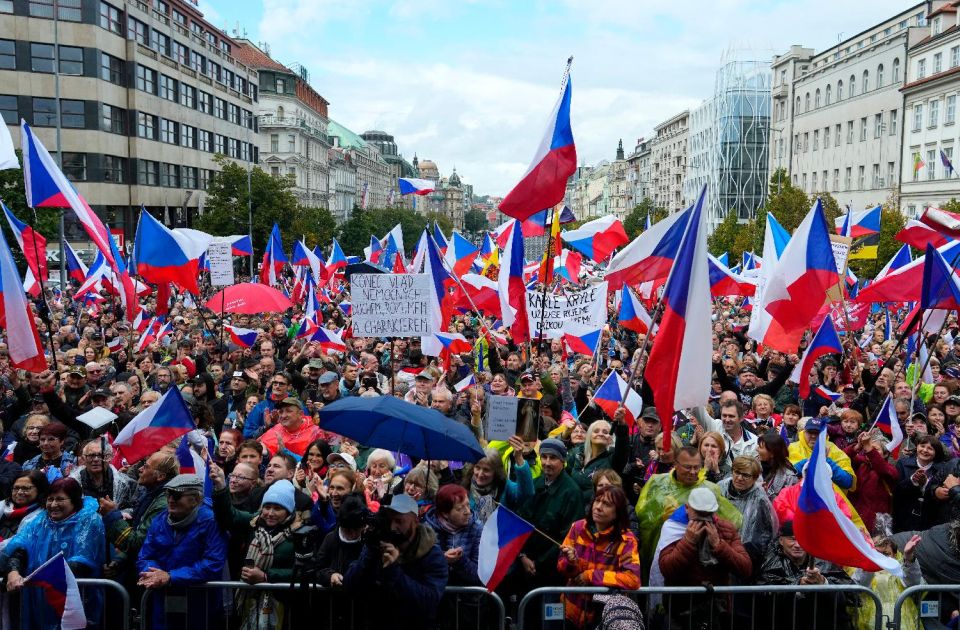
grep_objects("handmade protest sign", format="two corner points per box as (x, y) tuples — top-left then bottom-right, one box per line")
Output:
(485, 395), (519, 442)
(207, 241), (235, 287)
(526, 281), (608, 339)
(351, 273), (434, 337)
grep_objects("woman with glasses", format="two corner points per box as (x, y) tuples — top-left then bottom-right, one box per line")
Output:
(12, 414), (47, 464)
(0, 470), (49, 543)
(718, 456), (778, 571)
(2, 477), (104, 628)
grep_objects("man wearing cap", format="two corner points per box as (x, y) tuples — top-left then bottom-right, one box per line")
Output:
(713, 358), (793, 409)
(623, 407), (661, 500)
(138, 473), (227, 629)
(259, 396), (320, 458)
(243, 373), (304, 439)
(62, 364), (89, 409)
(515, 438), (583, 591)
(343, 493), (448, 630)
(313, 370), (342, 408)
(405, 370), (436, 406)
(787, 416), (856, 494)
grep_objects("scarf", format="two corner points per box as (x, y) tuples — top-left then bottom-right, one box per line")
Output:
(245, 513), (300, 573)
(236, 513), (301, 630)
(436, 513), (463, 535)
(0, 501), (39, 525)
(470, 479), (497, 523)
(168, 505), (201, 530)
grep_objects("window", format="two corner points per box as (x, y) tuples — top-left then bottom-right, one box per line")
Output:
(858, 165), (865, 189)
(928, 149), (937, 180)
(198, 130), (212, 152)
(180, 124), (196, 148)
(182, 166), (198, 189)
(935, 16), (943, 35)
(214, 98), (226, 119)
(32, 97), (57, 125)
(173, 9), (187, 25)
(160, 163), (180, 187)
(200, 169), (213, 190)
(103, 155), (125, 183)
(935, 53), (943, 74)
(0, 95), (16, 124)
(61, 153), (85, 180)
(136, 112), (156, 139)
(99, 1), (123, 34)
(793, 133), (799, 153)
(150, 31), (170, 57)
(914, 103), (923, 131)
(0, 39), (14, 70)
(802, 173), (807, 191)
(875, 114), (883, 138)
(100, 52), (123, 85)
(101, 103), (124, 134)
(208, 61), (221, 83)
(159, 119), (177, 144)
(171, 41), (188, 66)
(813, 129), (819, 150)
(847, 120), (854, 144)
(158, 74), (176, 102)
(30, 0), (80, 20)
(850, 75), (856, 96)
(288, 134), (295, 152)
(811, 172), (818, 191)
(127, 17), (148, 45)
(190, 51), (205, 74)
(30, 43), (55, 73)
(137, 160), (158, 185)
(887, 162), (896, 187)
(214, 134), (225, 154)
(877, 64), (884, 87)
(833, 169), (839, 190)
(777, 138), (783, 158)
(228, 103), (239, 125)
(198, 91), (211, 114)
(825, 85), (831, 105)
(835, 123), (841, 146)
(953, 47), (960, 69)
(136, 65), (156, 94)
(271, 166), (279, 178)
(227, 137), (238, 158)
(815, 89), (821, 108)
(805, 92), (810, 111)
(270, 134), (279, 152)
(930, 99), (940, 127)
(276, 78), (285, 94)
(859, 117), (867, 141)
(944, 149), (954, 179)
(59, 46), (83, 75)
(824, 126), (830, 147)
(845, 167), (851, 190)
(837, 80), (844, 100)
(862, 70), (869, 93)
(179, 84), (196, 109)
(872, 164), (880, 188)
(890, 109), (898, 136)
(795, 96), (801, 113)
(918, 59), (927, 79)
(893, 58), (901, 82)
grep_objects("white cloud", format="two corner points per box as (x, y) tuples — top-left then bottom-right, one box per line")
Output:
(254, 0), (915, 195)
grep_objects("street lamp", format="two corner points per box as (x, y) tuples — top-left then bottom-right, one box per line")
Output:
(244, 111), (254, 278)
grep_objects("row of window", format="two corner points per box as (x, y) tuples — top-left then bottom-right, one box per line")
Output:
(134, 64), (254, 131)
(785, 61), (902, 120)
(911, 146), (957, 182)
(915, 45), (960, 81)
(136, 160), (213, 189)
(912, 96), (960, 132)
(0, 95), (85, 127)
(780, 110), (900, 157)
(0, 0), (82, 21)
(792, 163), (898, 193)
(99, 1), (256, 101)
(0, 40), (84, 74)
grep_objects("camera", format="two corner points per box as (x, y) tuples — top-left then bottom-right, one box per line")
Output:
(362, 375), (378, 389)
(289, 525), (322, 565)
(362, 507), (405, 549)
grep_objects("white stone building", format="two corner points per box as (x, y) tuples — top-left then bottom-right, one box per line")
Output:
(625, 137), (653, 206)
(651, 111), (689, 211)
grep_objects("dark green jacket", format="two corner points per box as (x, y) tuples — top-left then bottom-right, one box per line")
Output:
(212, 488), (296, 583)
(518, 471), (584, 581)
(103, 485), (167, 557)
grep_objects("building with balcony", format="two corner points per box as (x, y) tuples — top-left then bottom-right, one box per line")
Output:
(327, 120), (391, 222)
(901, 1), (960, 216)
(651, 110), (689, 210)
(327, 146), (355, 223)
(234, 40), (330, 210)
(625, 137), (653, 207)
(1, 0), (259, 242)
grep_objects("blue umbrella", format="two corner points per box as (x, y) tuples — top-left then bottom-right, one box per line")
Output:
(318, 396), (485, 462)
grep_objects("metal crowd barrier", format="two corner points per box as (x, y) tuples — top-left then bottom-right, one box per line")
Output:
(4, 579), (131, 630)
(139, 581), (507, 630)
(517, 584), (884, 630)
(891, 584), (960, 629)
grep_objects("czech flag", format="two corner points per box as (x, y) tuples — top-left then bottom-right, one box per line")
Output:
(454, 373), (477, 392)
(328, 238), (348, 273)
(225, 324), (259, 348)
(920, 206), (960, 239)
(499, 63), (576, 220)
(365, 235), (384, 264)
(63, 240), (88, 284)
(645, 186), (711, 445)
(478, 505), (535, 592)
(23, 552), (86, 630)
(593, 370), (644, 428)
(446, 231), (480, 277)
(0, 222), (47, 372)
(896, 218), (951, 251)
(310, 326), (346, 353)
(398, 177), (436, 195)
(857, 239), (960, 304)
(795, 429), (903, 575)
(112, 386), (194, 466)
(497, 220), (530, 344)
(835, 205), (881, 237)
(73, 251), (109, 299)
(452, 274), (501, 318)
(618, 284), (655, 334)
(561, 215), (628, 263)
(259, 223), (287, 286)
(229, 234), (253, 256)
(2, 200), (48, 297)
(875, 244), (913, 281)
(134, 209), (212, 294)
(433, 332), (473, 354)
(604, 206), (692, 288)
(796, 318), (844, 399)
(520, 208), (550, 238)
(874, 394), (904, 457)
(759, 199), (839, 353)
(562, 322), (602, 356)
(707, 254), (756, 297)
(432, 223), (449, 255)
(920, 243), (960, 310)
(553, 249), (582, 283)
(292, 239), (328, 287)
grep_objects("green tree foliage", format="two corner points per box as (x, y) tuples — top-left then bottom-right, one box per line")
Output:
(0, 151), (67, 273)
(463, 208), (488, 234)
(289, 206), (337, 251)
(708, 209), (747, 261)
(622, 198), (667, 239)
(941, 198), (960, 213)
(335, 207), (453, 257)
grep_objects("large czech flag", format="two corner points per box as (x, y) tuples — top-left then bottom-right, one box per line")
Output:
(134, 209), (212, 294)
(920, 243), (960, 310)
(561, 215), (628, 263)
(478, 505), (534, 592)
(112, 386), (194, 465)
(497, 220), (530, 344)
(645, 186), (711, 446)
(617, 284), (655, 334)
(856, 239), (960, 304)
(1, 200), (47, 297)
(795, 429), (903, 575)
(0, 223), (47, 372)
(604, 207), (692, 288)
(499, 64), (576, 220)
(896, 218), (951, 251)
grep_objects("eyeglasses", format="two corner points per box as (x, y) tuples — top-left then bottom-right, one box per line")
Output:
(731, 471), (757, 480)
(228, 474), (257, 482)
(271, 381), (289, 387)
(12, 486), (35, 494)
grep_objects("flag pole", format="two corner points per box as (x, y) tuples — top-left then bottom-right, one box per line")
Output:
(27, 207), (59, 374)
(536, 207), (555, 354)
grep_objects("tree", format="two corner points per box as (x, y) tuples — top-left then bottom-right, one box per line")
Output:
(289, 206), (337, 251)
(335, 207), (452, 258)
(765, 168), (825, 233)
(708, 209), (745, 260)
(622, 198), (667, 240)
(941, 198), (960, 214)
(195, 155), (300, 256)
(0, 150), (68, 274)
(463, 208), (488, 234)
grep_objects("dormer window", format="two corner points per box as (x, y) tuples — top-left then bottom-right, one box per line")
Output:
(934, 16), (942, 36)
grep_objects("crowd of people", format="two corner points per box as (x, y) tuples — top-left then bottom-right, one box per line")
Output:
(0, 277), (959, 630)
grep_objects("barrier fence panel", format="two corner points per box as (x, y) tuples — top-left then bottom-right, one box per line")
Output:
(892, 585), (960, 630)
(2, 579), (130, 630)
(139, 581), (506, 630)
(516, 584), (884, 630)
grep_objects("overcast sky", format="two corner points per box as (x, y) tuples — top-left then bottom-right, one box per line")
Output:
(202, 0), (911, 197)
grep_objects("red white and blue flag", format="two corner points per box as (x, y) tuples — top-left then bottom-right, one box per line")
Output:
(63, 239), (88, 284)
(112, 386), (194, 466)
(553, 249), (582, 283)
(2, 200), (48, 297)
(562, 322), (602, 356)
(874, 394), (904, 457)
(454, 373), (477, 393)
(857, 239), (960, 304)
(920, 243), (960, 310)
(446, 231), (480, 277)
(499, 62), (576, 220)
(618, 284), (655, 335)
(225, 324), (259, 348)
(593, 370), (644, 428)
(259, 223), (287, 286)
(434, 332), (473, 354)
(875, 243), (913, 281)
(134, 209), (211, 294)
(896, 219), (951, 251)
(795, 318), (844, 400)
(604, 207), (692, 288)
(478, 505), (535, 592)
(497, 220), (530, 344)
(23, 552), (87, 630)
(645, 187), (711, 445)
(920, 206), (960, 240)
(398, 178), (436, 196)
(0, 225), (46, 372)
(310, 327), (347, 353)
(835, 205), (881, 238)
(328, 238), (348, 273)
(561, 215), (628, 263)
(707, 254), (756, 297)
(795, 429), (903, 575)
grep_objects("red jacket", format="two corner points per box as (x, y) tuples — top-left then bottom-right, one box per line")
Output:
(659, 516), (752, 586)
(843, 444), (899, 533)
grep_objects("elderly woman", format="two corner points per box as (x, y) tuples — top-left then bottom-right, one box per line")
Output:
(0, 470), (49, 543)
(718, 456), (778, 570)
(362, 448), (401, 508)
(424, 484), (482, 586)
(12, 414), (47, 465)
(462, 437), (534, 523)
(2, 478), (104, 628)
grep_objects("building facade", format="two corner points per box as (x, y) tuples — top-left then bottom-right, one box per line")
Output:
(1, 0), (259, 241)
(625, 137), (653, 206)
(770, 4), (932, 211)
(327, 146), (355, 222)
(234, 41), (330, 210)
(359, 129), (418, 209)
(327, 119), (392, 220)
(901, 2), (960, 215)
(651, 110), (689, 210)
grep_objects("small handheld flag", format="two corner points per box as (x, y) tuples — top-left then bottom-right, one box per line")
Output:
(478, 505), (535, 592)
(22, 552), (87, 630)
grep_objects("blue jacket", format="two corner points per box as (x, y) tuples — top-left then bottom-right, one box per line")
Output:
(343, 523), (448, 630)
(423, 507), (483, 586)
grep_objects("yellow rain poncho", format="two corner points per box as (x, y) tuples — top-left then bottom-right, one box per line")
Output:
(788, 434), (858, 493)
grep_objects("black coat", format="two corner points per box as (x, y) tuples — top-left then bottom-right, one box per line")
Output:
(892, 458), (950, 532)
(315, 528), (364, 586)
